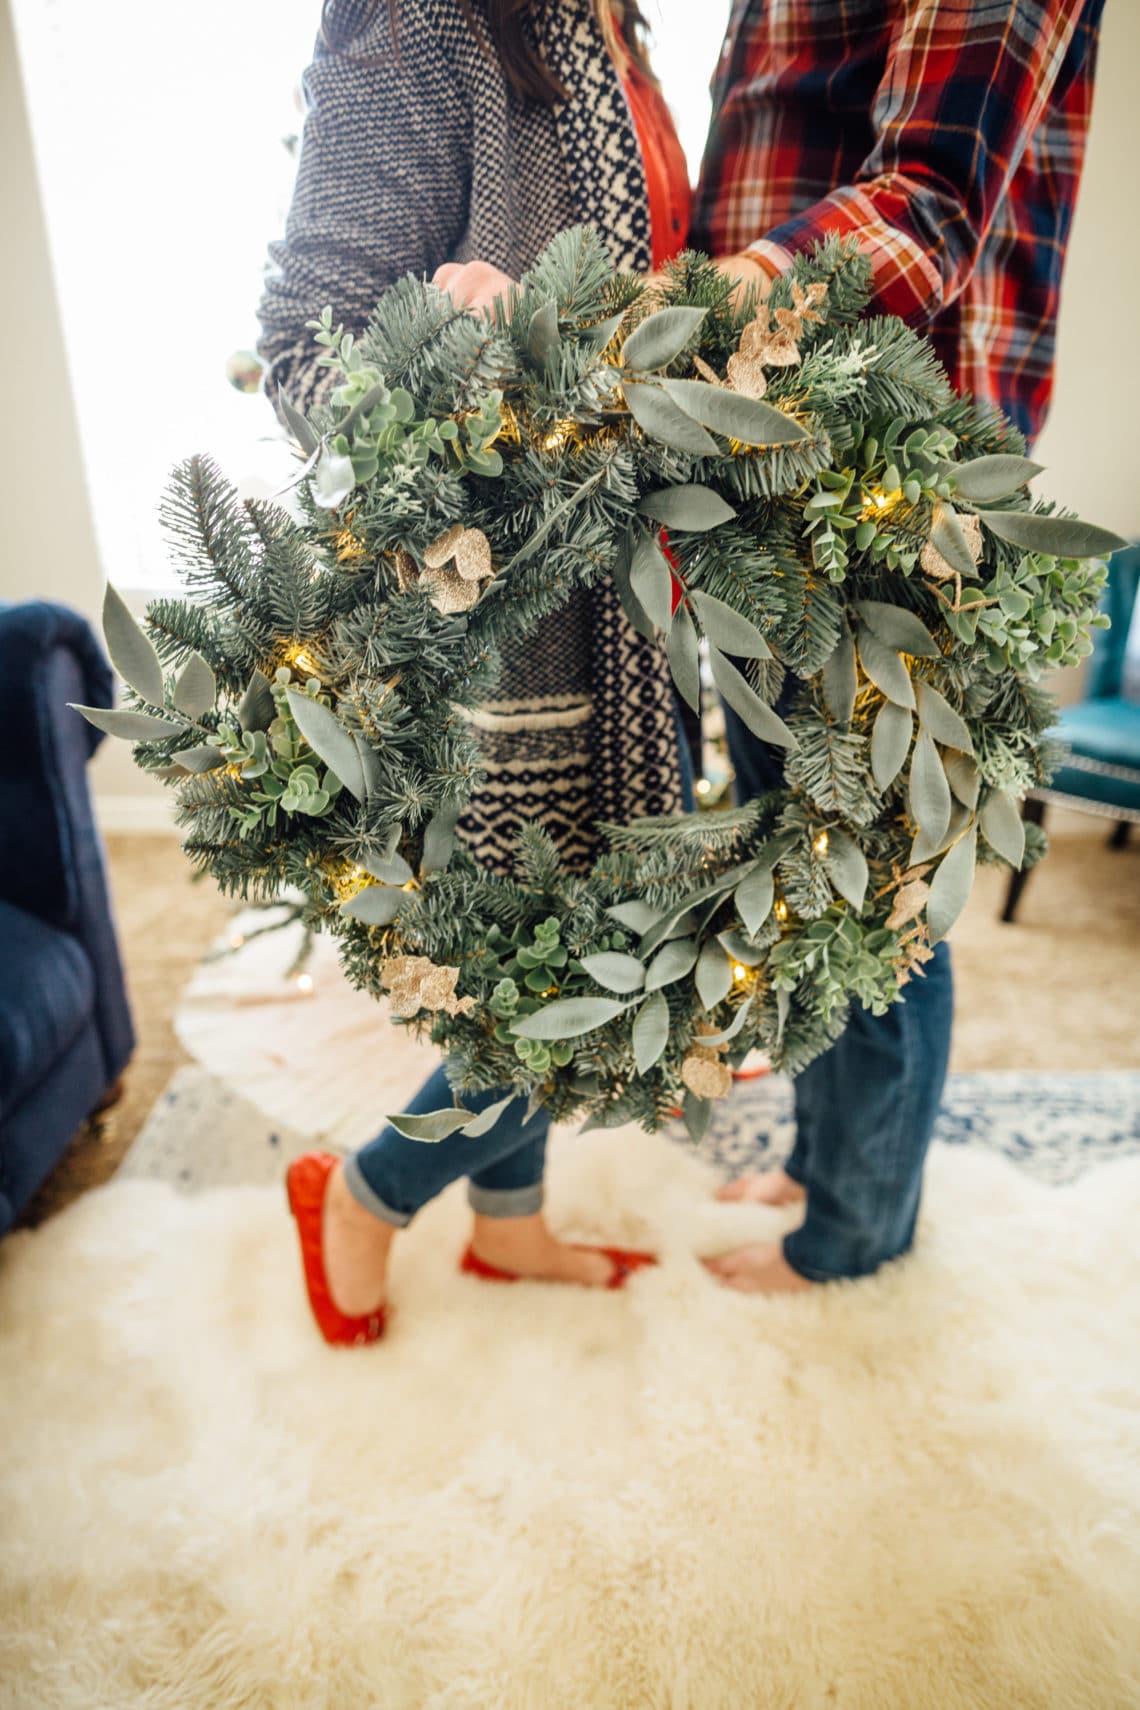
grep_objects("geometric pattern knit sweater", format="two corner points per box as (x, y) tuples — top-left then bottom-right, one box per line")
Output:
(256, 0), (685, 874)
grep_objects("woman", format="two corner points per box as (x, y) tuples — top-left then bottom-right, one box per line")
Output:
(259, 0), (753, 1347)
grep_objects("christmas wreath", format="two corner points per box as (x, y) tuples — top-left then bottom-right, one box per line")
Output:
(78, 229), (1122, 1141)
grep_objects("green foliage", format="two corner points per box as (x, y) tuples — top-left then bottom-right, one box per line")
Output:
(82, 228), (1122, 1134)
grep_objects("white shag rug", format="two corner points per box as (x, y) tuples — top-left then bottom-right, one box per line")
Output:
(3, 1130), (1140, 1710)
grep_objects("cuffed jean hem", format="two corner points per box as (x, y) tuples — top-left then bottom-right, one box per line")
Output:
(467, 1180), (545, 1219)
(781, 1228), (915, 1284)
(342, 1151), (414, 1228)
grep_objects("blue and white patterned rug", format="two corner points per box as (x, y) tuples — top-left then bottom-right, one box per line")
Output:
(123, 1064), (1140, 1192)
(701, 1069), (1140, 1186)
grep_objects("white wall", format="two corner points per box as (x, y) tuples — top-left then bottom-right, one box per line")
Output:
(1033, 0), (1140, 538)
(1, 0), (1136, 823)
(0, 0), (165, 821)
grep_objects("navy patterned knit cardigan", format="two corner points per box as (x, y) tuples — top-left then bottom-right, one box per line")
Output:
(257, 0), (683, 873)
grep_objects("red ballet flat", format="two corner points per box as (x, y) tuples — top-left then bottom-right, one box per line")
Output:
(460, 1242), (657, 1291)
(285, 1151), (387, 1347)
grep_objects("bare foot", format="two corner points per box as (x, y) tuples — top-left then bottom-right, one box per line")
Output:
(702, 1243), (813, 1294)
(715, 1168), (806, 1208)
(322, 1161), (395, 1315)
(470, 1212), (621, 1287)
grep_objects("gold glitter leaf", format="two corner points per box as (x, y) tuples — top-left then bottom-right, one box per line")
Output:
(453, 527), (493, 582)
(421, 566), (481, 615)
(680, 1048), (733, 1099)
(423, 524), (465, 570)
(726, 353), (768, 399)
(381, 954), (476, 1018)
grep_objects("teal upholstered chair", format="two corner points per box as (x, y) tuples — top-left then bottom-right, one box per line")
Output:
(1003, 544), (1140, 921)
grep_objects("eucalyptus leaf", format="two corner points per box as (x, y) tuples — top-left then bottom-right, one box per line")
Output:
(624, 382), (720, 457)
(527, 298), (560, 365)
(644, 936), (700, 991)
(695, 940), (733, 1010)
(607, 900), (665, 933)
(286, 689), (366, 799)
(637, 485), (736, 532)
(611, 533), (656, 642)
(421, 803), (462, 874)
(460, 1093), (518, 1138)
(582, 310), (625, 356)
(776, 986), (791, 1044)
(660, 378), (809, 445)
(870, 700), (913, 791)
(822, 629), (856, 722)
(716, 929), (765, 967)
(857, 628), (915, 709)
(579, 952), (647, 994)
(353, 731), (383, 798)
(929, 505), (980, 579)
(951, 454), (1043, 503)
(310, 449), (356, 511)
(697, 997), (754, 1048)
(911, 797), (973, 865)
(915, 679), (973, 755)
(277, 385), (319, 456)
(102, 584), (166, 707)
(387, 1106), (475, 1142)
(708, 647), (797, 749)
(237, 668), (276, 733)
(908, 729), (952, 849)
(621, 304), (707, 372)
(666, 601), (701, 712)
(629, 530), (675, 632)
(340, 886), (404, 926)
(335, 383), (386, 439)
(824, 829), (869, 910)
(359, 850), (414, 885)
(174, 743), (227, 773)
(69, 704), (186, 742)
(980, 790), (1026, 869)
(943, 750), (980, 810)
(975, 509), (1126, 560)
(735, 865), (774, 935)
(689, 589), (771, 659)
(511, 996), (630, 1040)
(927, 827), (977, 943)
(682, 1093), (712, 1144)
(632, 989), (670, 1073)
(855, 600), (940, 659)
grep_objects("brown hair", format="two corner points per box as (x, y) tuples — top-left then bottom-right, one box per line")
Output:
(319, 0), (655, 105)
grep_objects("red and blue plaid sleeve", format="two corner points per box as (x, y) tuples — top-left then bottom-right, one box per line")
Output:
(742, 0), (1088, 326)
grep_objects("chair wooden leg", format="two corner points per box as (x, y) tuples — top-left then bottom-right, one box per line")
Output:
(1001, 797), (1047, 923)
(1109, 819), (1131, 850)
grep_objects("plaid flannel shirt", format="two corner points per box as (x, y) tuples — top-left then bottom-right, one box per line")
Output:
(691, 0), (1104, 443)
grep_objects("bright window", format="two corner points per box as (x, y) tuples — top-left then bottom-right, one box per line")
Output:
(12, 0), (320, 590)
(12, 0), (727, 593)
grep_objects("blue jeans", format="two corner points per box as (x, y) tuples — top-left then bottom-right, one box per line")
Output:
(345, 701), (697, 1228)
(723, 698), (954, 1280)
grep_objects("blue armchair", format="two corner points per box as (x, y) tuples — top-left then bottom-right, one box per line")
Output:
(0, 601), (135, 1232)
(1003, 545), (1140, 921)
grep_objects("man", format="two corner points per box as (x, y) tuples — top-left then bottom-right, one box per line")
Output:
(424, 0), (1105, 1295)
(694, 0), (1105, 1291)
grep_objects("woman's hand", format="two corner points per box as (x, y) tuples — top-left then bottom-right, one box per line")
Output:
(432, 260), (516, 317)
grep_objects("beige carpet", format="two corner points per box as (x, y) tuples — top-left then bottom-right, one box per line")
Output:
(2, 1128), (1139, 1710)
(21, 806), (1139, 1226)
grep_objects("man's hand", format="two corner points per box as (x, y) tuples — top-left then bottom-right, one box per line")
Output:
(432, 260), (516, 316)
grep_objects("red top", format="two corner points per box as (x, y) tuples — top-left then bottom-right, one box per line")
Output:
(623, 62), (691, 269)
